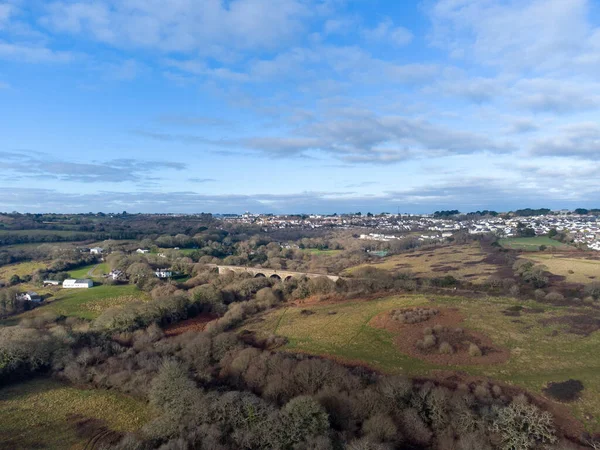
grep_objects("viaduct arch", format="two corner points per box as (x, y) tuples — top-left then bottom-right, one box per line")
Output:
(211, 265), (340, 282)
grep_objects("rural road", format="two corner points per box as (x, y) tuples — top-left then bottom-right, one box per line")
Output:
(86, 264), (99, 277)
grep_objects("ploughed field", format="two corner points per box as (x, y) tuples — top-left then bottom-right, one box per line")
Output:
(343, 242), (503, 283)
(0, 378), (153, 450)
(242, 293), (600, 433)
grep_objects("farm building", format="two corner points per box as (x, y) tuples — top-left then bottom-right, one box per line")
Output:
(43, 280), (60, 286)
(16, 291), (43, 302)
(108, 269), (126, 281)
(63, 279), (93, 289)
(90, 247), (104, 255)
(136, 248), (150, 254)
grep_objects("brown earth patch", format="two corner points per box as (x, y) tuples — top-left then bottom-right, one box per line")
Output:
(370, 308), (509, 366)
(539, 313), (600, 336)
(431, 265), (460, 272)
(164, 313), (218, 336)
(463, 259), (487, 265)
(68, 414), (124, 449)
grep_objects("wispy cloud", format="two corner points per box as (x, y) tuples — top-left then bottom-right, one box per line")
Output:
(362, 18), (413, 46)
(187, 177), (216, 183)
(0, 151), (186, 183)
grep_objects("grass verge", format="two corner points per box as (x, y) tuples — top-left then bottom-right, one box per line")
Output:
(0, 377), (153, 450)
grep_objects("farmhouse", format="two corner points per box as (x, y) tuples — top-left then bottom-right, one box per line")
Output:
(136, 248), (150, 254)
(63, 279), (93, 288)
(108, 269), (126, 281)
(90, 247), (104, 255)
(154, 269), (173, 279)
(16, 291), (43, 303)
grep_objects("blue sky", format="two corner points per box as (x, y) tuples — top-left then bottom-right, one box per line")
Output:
(1, 0), (600, 214)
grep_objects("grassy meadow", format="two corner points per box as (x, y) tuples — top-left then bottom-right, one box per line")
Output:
(0, 261), (48, 283)
(499, 236), (572, 251)
(1, 284), (150, 323)
(522, 253), (600, 284)
(68, 262), (110, 279)
(244, 294), (600, 432)
(0, 378), (153, 450)
(343, 243), (499, 283)
(301, 248), (343, 256)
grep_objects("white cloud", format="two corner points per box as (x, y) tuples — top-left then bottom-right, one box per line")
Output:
(137, 108), (514, 163)
(41, 0), (313, 55)
(513, 78), (600, 113)
(530, 122), (600, 159)
(0, 3), (15, 28)
(0, 151), (186, 183)
(429, 0), (598, 73)
(362, 18), (413, 46)
(323, 17), (355, 35)
(0, 40), (74, 62)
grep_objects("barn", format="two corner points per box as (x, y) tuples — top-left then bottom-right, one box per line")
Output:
(62, 279), (93, 289)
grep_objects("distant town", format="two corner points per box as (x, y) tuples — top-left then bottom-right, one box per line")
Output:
(221, 209), (600, 251)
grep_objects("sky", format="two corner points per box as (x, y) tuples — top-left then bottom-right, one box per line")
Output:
(1, 0), (600, 214)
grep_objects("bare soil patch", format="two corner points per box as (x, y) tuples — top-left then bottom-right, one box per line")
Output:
(431, 265), (459, 272)
(370, 308), (509, 366)
(69, 414), (124, 449)
(164, 314), (218, 336)
(543, 380), (585, 403)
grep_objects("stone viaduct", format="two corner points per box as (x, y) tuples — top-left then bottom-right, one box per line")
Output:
(211, 265), (340, 282)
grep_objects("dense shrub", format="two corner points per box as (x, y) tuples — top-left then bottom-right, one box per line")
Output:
(439, 341), (454, 354)
(468, 343), (482, 357)
(545, 292), (565, 303)
(584, 282), (600, 300)
(489, 395), (557, 449)
(390, 307), (439, 324)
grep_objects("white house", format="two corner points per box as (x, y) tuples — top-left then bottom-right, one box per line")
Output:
(63, 279), (93, 288)
(16, 291), (43, 302)
(90, 247), (104, 255)
(154, 269), (173, 279)
(136, 248), (150, 254)
(108, 270), (125, 281)
(43, 280), (60, 286)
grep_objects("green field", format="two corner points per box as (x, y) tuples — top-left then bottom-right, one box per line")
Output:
(46, 284), (149, 319)
(301, 248), (343, 256)
(499, 236), (572, 251)
(68, 262), (110, 279)
(244, 294), (600, 432)
(7, 284), (150, 321)
(0, 261), (48, 283)
(0, 378), (153, 450)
